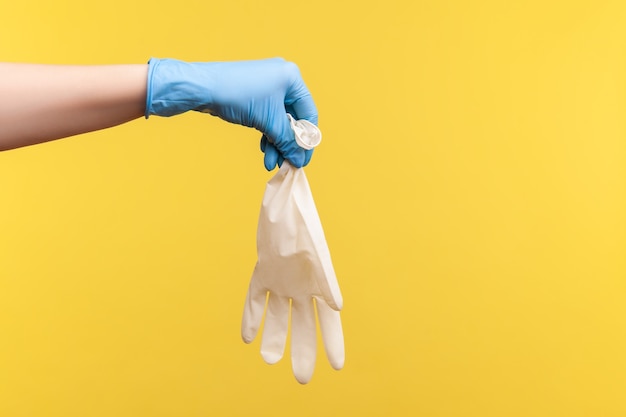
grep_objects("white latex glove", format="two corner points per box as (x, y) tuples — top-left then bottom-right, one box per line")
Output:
(241, 117), (344, 384)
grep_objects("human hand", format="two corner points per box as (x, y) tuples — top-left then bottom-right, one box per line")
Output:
(145, 57), (318, 170)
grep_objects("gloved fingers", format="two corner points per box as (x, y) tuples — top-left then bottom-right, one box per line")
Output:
(260, 135), (280, 171)
(277, 154), (285, 168)
(315, 298), (345, 370)
(264, 112), (306, 168)
(290, 297), (317, 384)
(285, 106), (315, 168)
(288, 95), (318, 125)
(283, 148), (306, 169)
(241, 277), (267, 344)
(303, 149), (314, 167)
(281, 139), (306, 169)
(260, 294), (290, 364)
(285, 76), (318, 125)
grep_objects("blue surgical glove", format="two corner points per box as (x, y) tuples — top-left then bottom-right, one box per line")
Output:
(145, 57), (318, 170)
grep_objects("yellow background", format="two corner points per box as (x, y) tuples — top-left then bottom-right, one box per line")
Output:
(1, 0), (625, 416)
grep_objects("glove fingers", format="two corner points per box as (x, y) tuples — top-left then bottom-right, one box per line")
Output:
(241, 277), (267, 344)
(285, 106), (315, 168)
(265, 113), (306, 168)
(290, 297), (317, 384)
(303, 149), (314, 167)
(260, 134), (267, 152)
(286, 84), (319, 125)
(261, 135), (280, 171)
(316, 298), (345, 370)
(260, 294), (290, 364)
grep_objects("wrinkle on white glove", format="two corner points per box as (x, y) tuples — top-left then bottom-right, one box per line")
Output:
(241, 118), (344, 384)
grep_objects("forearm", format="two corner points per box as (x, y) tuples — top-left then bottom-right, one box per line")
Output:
(0, 63), (147, 151)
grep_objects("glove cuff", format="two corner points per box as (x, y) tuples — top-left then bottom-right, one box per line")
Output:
(145, 57), (214, 118)
(144, 57), (159, 119)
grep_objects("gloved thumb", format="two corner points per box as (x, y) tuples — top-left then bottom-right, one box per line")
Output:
(266, 113), (307, 168)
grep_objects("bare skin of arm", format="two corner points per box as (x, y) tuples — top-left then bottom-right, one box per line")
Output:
(0, 63), (147, 151)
